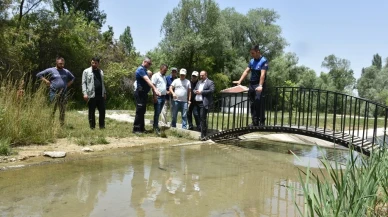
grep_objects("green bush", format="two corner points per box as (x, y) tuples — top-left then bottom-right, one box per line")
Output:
(0, 138), (11, 156)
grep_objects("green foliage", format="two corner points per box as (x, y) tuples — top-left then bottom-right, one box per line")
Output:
(0, 138), (11, 156)
(372, 53), (382, 70)
(322, 54), (356, 93)
(119, 26), (134, 55)
(294, 147), (388, 217)
(212, 73), (230, 98)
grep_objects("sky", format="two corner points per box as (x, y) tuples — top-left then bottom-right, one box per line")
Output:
(100, 0), (388, 79)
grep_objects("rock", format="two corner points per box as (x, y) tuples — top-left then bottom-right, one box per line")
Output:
(18, 156), (29, 161)
(7, 165), (25, 169)
(43, 151), (66, 158)
(9, 158), (16, 162)
(81, 147), (94, 152)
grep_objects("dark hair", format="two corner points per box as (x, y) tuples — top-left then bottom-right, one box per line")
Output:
(92, 56), (100, 63)
(160, 64), (168, 69)
(250, 45), (260, 52)
(56, 57), (65, 62)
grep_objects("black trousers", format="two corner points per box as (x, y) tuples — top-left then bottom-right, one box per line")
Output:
(88, 97), (106, 129)
(248, 83), (266, 126)
(133, 90), (148, 132)
(198, 102), (208, 138)
(187, 101), (200, 130)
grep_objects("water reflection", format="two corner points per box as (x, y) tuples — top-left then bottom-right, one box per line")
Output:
(0, 143), (338, 217)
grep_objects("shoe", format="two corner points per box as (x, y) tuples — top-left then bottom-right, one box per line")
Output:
(154, 128), (161, 135)
(132, 130), (143, 135)
(188, 126), (194, 130)
(99, 126), (105, 129)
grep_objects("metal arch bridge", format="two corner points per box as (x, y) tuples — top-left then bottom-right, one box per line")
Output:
(204, 87), (388, 155)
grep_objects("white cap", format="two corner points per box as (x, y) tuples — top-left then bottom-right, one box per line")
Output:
(179, 68), (187, 75)
(192, 71), (199, 77)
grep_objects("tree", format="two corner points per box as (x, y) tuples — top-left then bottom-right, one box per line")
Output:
(356, 66), (379, 99)
(52, 0), (106, 27)
(119, 26), (134, 55)
(321, 54), (355, 93)
(372, 53), (382, 70)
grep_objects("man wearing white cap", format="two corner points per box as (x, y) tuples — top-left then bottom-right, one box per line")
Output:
(188, 71), (200, 130)
(169, 68), (191, 129)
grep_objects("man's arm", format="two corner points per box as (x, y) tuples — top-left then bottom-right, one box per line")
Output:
(67, 70), (75, 87)
(143, 75), (161, 96)
(255, 69), (267, 93)
(201, 81), (215, 95)
(36, 69), (51, 86)
(151, 75), (158, 102)
(233, 67), (251, 85)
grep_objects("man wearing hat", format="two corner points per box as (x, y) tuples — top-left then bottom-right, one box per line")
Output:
(187, 71), (200, 130)
(160, 67), (177, 127)
(169, 68), (191, 129)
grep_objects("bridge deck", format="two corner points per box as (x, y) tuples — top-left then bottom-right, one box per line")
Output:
(207, 125), (379, 155)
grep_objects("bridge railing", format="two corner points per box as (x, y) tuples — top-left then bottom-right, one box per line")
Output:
(207, 87), (388, 148)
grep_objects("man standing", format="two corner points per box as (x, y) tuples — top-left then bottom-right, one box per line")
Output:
(133, 70), (152, 91)
(151, 64), (168, 135)
(194, 71), (215, 140)
(133, 57), (161, 134)
(233, 45), (268, 126)
(36, 57), (75, 126)
(170, 68), (191, 129)
(187, 71), (200, 131)
(160, 67), (177, 126)
(82, 57), (107, 129)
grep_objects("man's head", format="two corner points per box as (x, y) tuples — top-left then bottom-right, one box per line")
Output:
(142, 57), (152, 69)
(199, 71), (207, 81)
(160, 64), (168, 75)
(250, 45), (261, 59)
(56, 57), (65, 69)
(91, 56), (100, 70)
(171, 67), (178, 78)
(147, 70), (153, 78)
(191, 71), (199, 82)
(179, 68), (187, 80)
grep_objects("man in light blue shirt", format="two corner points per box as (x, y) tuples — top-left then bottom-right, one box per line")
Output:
(151, 64), (168, 134)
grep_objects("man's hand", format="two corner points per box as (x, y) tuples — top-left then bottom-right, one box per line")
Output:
(166, 90), (171, 95)
(104, 94), (107, 100)
(232, 81), (241, 86)
(83, 95), (88, 101)
(195, 90), (201, 95)
(255, 86), (263, 93)
(154, 89), (161, 96)
(172, 93), (177, 100)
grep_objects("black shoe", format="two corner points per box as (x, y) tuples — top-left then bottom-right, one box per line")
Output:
(99, 126), (105, 129)
(188, 126), (194, 130)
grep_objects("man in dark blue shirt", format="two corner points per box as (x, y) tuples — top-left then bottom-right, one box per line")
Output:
(36, 57), (75, 126)
(234, 45), (269, 126)
(133, 57), (161, 133)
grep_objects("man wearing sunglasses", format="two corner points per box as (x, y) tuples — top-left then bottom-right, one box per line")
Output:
(132, 57), (161, 134)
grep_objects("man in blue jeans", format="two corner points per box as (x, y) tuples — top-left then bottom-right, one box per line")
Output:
(151, 64), (168, 135)
(169, 68), (191, 129)
(36, 57), (75, 126)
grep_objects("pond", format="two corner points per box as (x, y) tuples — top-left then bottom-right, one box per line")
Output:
(0, 140), (355, 217)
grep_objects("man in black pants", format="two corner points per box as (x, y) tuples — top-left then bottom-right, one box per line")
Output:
(133, 57), (161, 134)
(194, 71), (215, 140)
(234, 45), (269, 126)
(188, 71), (200, 130)
(82, 57), (107, 129)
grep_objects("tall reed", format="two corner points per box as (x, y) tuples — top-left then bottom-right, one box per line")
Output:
(0, 77), (59, 146)
(294, 145), (388, 217)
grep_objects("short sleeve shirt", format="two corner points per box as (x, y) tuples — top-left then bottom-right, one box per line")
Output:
(248, 56), (268, 82)
(171, 79), (191, 102)
(135, 66), (150, 93)
(36, 67), (75, 91)
(151, 72), (167, 95)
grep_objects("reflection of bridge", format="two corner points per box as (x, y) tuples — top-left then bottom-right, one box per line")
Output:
(205, 87), (388, 155)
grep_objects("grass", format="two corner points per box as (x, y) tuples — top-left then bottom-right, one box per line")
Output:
(0, 138), (12, 156)
(292, 143), (388, 217)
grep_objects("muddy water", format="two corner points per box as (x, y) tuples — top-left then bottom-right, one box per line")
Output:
(0, 142), (352, 217)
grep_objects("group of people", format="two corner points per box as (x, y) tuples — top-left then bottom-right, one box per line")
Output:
(36, 45), (268, 140)
(132, 58), (215, 140)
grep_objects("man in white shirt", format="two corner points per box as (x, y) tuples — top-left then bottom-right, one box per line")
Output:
(151, 64), (168, 134)
(169, 68), (191, 129)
